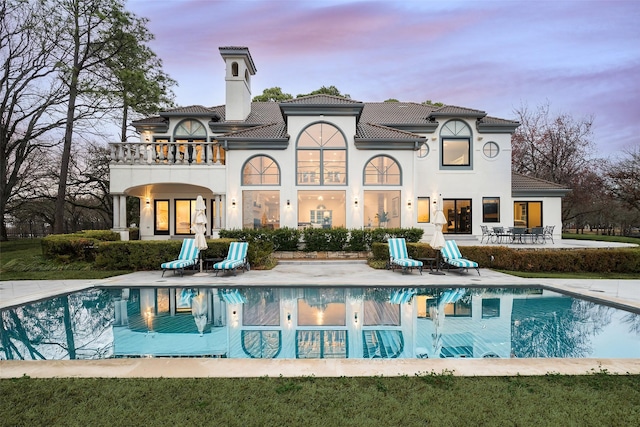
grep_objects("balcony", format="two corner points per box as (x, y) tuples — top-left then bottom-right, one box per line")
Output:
(109, 142), (225, 165)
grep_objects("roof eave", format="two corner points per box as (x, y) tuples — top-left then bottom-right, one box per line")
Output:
(512, 189), (572, 197)
(477, 122), (520, 134)
(280, 104), (365, 118)
(132, 122), (169, 133)
(381, 123), (439, 134)
(354, 138), (425, 150)
(220, 138), (290, 150)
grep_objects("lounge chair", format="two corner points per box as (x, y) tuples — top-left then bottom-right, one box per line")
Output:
(160, 238), (199, 277)
(440, 240), (480, 275)
(387, 238), (423, 275)
(213, 241), (250, 276)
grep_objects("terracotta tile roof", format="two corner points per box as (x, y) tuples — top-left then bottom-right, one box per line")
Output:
(131, 116), (167, 125)
(281, 94), (362, 105)
(479, 115), (519, 126)
(356, 123), (424, 140)
(430, 105), (487, 117)
(512, 173), (570, 193)
(221, 122), (288, 139)
(210, 103), (283, 124)
(360, 102), (437, 124)
(161, 105), (217, 115)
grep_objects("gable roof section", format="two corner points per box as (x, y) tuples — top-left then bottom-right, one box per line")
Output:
(360, 102), (439, 133)
(477, 116), (520, 133)
(429, 105), (487, 118)
(218, 122), (289, 150)
(512, 173), (570, 197)
(279, 94), (364, 118)
(209, 103), (283, 133)
(355, 123), (425, 150)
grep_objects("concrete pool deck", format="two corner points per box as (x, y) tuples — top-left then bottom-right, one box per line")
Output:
(1, 239), (639, 378)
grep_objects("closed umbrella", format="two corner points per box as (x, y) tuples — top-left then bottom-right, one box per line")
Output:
(429, 198), (447, 275)
(191, 195), (208, 273)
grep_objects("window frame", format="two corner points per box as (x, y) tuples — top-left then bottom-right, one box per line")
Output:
(363, 155), (402, 186)
(440, 119), (473, 170)
(296, 122), (347, 186)
(242, 155), (281, 186)
(174, 198), (197, 235)
(482, 197), (500, 223)
(154, 199), (170, 235)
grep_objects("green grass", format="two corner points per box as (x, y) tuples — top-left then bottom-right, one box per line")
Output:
(563, 232), (640, 245)
(0, 239), (131, 280)
(0, 374), (638, 426)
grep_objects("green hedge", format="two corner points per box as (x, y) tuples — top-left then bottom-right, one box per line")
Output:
(94, 238), (275, 271)
(220, 227), (424, 252)
(370, 242), (640, 273)
(41, 231), (120, 262)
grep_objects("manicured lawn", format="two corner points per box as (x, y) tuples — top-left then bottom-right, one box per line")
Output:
(1, 374), (638, 426)
(0, 239), (131, 280)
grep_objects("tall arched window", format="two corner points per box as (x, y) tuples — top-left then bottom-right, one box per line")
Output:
(296, 122), (347, 185)
(173, 119), (207, 163)
(440, 119), (472, 168)
(232, 62), (239, 76)
(242, 155), (280, 185)
(364, 155), (401, 185)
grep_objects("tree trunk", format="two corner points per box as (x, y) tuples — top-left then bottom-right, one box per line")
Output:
(61, 296), (77, 360)
(120, 99), (128, 142)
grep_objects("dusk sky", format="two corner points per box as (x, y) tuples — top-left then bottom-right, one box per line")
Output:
(127, 0), (639, 158)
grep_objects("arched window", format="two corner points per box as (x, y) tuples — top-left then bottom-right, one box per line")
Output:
(296, 122), (347, 185)
(364, 155), (401, 185)
(174, 119), (206, 138)
(232, 62), (239, 77)
(172, 119), (207, 163)
(440, 119), (472, 167)
(242, 155), (280, 185)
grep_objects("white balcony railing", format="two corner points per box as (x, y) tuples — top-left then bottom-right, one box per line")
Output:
(109, 142), (225, 165)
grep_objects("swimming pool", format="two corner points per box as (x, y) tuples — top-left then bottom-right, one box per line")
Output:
(1, 286), (638, 360)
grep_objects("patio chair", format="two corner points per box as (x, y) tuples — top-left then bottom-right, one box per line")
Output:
(544, 225), (555, 243)
(440, 240), (480, 276)
(530, 227), (544, 243)
(387, 238), (423, 275)
(480, 225), (494, 243)
(213, 241), (250, 276)
(160, 238), (199, 277)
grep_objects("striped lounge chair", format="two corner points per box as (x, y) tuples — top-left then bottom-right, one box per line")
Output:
(440, 240), (480, 276)
(213, 241), (249, 276)
(387, 238), (423, 275)
(161, 238), (199, 277)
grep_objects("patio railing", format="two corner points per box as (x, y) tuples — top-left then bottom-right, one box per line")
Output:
(109, 142), (225, 165)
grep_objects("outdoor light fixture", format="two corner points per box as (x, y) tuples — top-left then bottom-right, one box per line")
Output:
(407, 199), (412, 209)
(145, 198), (150, 205)
(354, 197), (359, 207)
(287, 199), (291, 208)
(354, 312), (358, 323)
(287, 313), (291, 324)
(231, 199), (236, 208)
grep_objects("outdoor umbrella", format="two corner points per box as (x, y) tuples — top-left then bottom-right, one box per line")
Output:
(429, 199), (447, 275)
(191, 293), (208, 335)
(191, 195), (208, 273)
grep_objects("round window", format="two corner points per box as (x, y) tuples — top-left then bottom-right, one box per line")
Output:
(483, 141), (499, 158)
(417, 142), (429, 158)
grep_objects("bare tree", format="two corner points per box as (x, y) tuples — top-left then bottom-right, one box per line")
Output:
(0, 1), (68, 240)
(605, 147), (640, 212)
(511, 102), (605, 227)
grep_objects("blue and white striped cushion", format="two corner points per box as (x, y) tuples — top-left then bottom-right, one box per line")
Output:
(392, 258), (423, 268)
(161, 239), (199, 270)
(441, 240), (478, 268)
(388, 238), (409, 260)
(214, 242), (248, 271)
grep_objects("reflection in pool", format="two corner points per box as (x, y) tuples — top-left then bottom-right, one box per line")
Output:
(1, 287), (639, 360)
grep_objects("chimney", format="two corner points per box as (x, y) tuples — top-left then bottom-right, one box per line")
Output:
(219, 46), (257, 121)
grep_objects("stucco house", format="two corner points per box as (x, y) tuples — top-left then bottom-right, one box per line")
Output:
(108, 46), (568, 242)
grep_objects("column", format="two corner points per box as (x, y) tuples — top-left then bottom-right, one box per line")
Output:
(119, 195), (127, 229)
(112, 195), (120, 229)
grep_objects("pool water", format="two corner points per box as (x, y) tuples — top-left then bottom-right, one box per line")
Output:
(1, 286), (639, 360)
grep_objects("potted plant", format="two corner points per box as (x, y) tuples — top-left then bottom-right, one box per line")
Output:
(375, 211), (389, 228)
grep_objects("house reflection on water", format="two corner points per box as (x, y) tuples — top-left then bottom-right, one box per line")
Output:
(2, 286), (638, 361)
(108, 286), (640, 360)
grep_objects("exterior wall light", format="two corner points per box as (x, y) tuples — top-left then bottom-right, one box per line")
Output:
(286, 199), (291, 208)
(146, 198), (150, 206)
(354, 312), (358, 323)
(354, 197), (359, 207)
(231, 199), (236, 208)
(407, 199), (412, 209)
